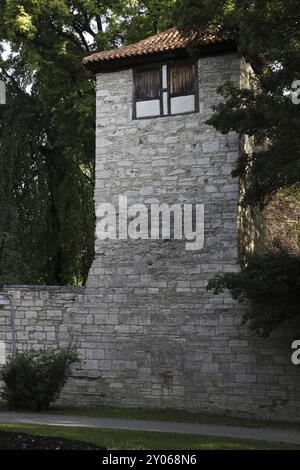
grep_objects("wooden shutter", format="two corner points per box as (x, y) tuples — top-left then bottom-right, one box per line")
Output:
(134, 69), (161, 100)
(169, 63), (196, 97)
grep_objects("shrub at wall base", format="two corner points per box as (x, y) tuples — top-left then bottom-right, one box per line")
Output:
(0, 347), (78, 411)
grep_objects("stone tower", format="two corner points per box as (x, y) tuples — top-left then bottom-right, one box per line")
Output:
(71, 28), (299, 419)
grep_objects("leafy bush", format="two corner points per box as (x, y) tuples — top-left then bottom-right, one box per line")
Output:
(207, 248), (300, 338)
(0, 347), (78, 410)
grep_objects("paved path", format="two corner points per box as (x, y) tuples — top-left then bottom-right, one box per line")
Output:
(0, 411), (299, 445)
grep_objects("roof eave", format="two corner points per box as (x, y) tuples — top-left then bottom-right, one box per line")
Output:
(83, 40), (237, 74)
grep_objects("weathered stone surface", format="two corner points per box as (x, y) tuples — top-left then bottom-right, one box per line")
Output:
(0, 53), (299, 421)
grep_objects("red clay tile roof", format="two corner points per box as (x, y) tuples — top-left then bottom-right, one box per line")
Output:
(83, 27), (234, 72)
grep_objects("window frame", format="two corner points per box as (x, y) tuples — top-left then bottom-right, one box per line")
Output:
(132, 58), (199, 120)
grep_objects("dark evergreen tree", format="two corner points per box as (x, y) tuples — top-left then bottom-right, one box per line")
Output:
(0, 0), (175, 284)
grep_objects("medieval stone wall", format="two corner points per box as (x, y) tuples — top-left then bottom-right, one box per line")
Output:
(0, 52), (299, 421)
(238, 61), (266, 263)
(0, 286), (81, 354)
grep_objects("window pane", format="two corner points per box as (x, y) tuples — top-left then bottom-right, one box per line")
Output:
(170, 63), (196, 97)
(170, 95), (195, 114)
(136, 100), (161, 118)
(135, 69), (161, 100)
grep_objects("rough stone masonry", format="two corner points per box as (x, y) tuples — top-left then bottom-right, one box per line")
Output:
(1, 48), (300, 421)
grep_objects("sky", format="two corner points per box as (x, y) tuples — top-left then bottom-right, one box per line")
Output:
(1, 41), (11, 60)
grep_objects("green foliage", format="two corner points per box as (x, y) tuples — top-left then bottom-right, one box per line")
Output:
(0, 1), (174, 284)
(175, 0), (300, 208)
(175, 1), (300, 337)
(207, 248), (300, 337)
(0, 348), (78, 410)
(266, 184), (300, 254)
(0, 82), (95, 284)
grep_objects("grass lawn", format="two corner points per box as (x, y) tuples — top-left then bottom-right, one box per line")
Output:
(0, 422), (298, 450)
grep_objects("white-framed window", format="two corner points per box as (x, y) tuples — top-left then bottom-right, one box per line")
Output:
(133, 60), (198, 119)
